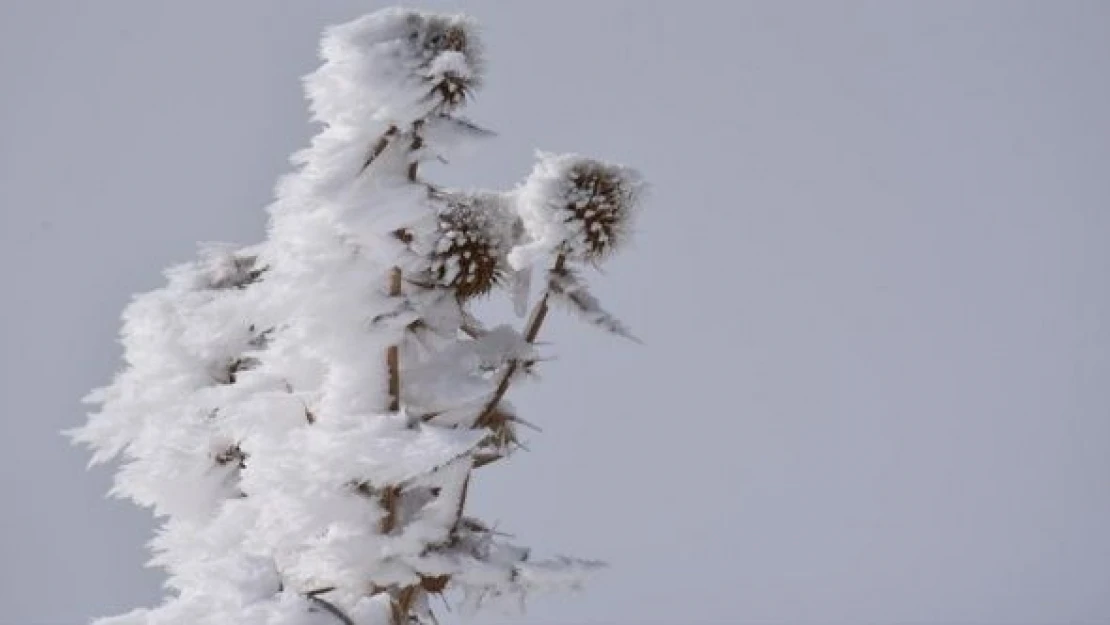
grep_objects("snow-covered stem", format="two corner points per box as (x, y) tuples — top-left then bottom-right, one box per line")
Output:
(381, 133), (423, 625)
(442, 252), (566, 566)
(385, 124), (425, 416)
(476, 254), (565, 429)
(70, 8), (639, 625)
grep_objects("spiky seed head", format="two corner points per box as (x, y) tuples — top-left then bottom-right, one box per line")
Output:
(561, 162), (636, 260)
(307, 9), (484, 126)
(418, 17), (482, 111)
(510, 153), (644, 270)
(423, 20), (468, 54)
(427, 195), (510, 300)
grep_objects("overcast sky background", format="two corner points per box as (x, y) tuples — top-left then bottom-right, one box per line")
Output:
(1, 1), (1109, 624)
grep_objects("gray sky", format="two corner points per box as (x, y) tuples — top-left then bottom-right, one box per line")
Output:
(2, 1), (1108, 624)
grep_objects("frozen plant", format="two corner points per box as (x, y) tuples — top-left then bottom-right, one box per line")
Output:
(70, 7), (644, 625)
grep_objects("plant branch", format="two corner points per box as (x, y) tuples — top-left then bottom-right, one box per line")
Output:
(474, 254), (565, 427)
(441, 253), (568, 550)
(407, 120), (424, 182)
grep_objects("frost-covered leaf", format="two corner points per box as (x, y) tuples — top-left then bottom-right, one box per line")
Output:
(421, 114), (496, 160)
(548, 267), (640, 342)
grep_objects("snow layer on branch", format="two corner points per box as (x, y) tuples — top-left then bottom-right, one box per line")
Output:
(71, 245), (275, 516)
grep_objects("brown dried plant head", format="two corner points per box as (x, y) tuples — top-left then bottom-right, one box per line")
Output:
(562, 161), (638, 261)
(417, 16), (482, 111)
(511, 153), (644, 270)
(426, 193), (511, 300)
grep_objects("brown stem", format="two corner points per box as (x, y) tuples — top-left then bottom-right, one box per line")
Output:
(386, 267), (403, 413)
(407, 120), (424, 183)
(379, 230), (406, 535)
(386, 120), (424, 412)
(454, 472), (471, 522)
(378, 485), (401, 534)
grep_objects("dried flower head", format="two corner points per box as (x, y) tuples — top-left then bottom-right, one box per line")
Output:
(306, 9), (484, 126)
(425, 193), (513, 300)
(416, 16), (483, 113)
(563, 162), (636, 259)
(510, 153), (644, 270)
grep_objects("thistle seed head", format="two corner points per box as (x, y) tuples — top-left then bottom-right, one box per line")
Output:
(427, 194), (512, 300)
(307, 9), (484, 126)
(562, 162), (636, 260)
(418, 16), (482, 112)
(511, 153), (644, 269)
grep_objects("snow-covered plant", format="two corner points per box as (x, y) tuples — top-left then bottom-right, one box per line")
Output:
(70, 8), (644, 625)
